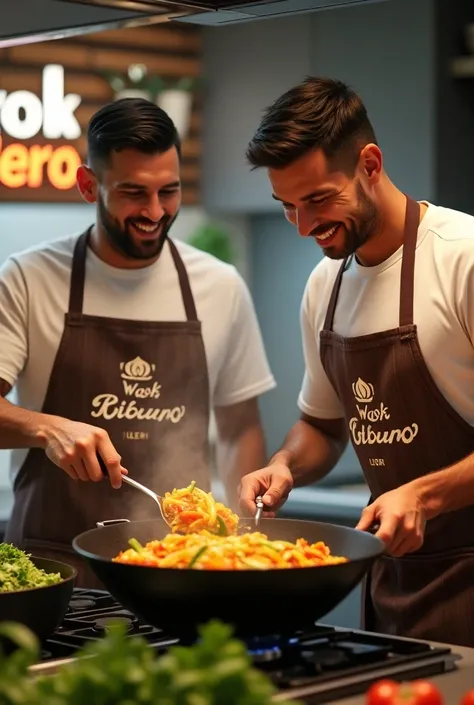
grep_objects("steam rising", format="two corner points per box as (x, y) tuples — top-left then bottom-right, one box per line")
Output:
(117, 412), (212, 523)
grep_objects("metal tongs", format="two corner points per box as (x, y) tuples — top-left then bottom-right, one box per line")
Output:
(254, 495), (264, 527)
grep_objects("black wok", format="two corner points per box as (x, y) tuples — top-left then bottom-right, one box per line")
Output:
(73, 517), (383, 638)
(0, 556), (76, 642)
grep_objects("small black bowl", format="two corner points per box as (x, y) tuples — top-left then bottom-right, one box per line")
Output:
(0, 555), (76, 644)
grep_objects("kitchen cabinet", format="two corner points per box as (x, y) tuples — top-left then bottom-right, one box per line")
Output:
(201, 17), (313, 213)
(202, 0), (474, 215)
(201, 0), (436, 213)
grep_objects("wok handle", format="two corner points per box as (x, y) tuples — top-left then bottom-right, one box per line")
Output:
(366, 523), (380, 535)
(96, 519), (130, 529)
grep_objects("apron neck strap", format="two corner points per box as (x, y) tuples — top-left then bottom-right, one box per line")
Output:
(323, 257), (350, 331)
(322, 195), (421, 331)
(399, 196), (420, 327)
(167, 238), (198, 321)
(68, 230), (89, 314)
(68, 230), (198, 322)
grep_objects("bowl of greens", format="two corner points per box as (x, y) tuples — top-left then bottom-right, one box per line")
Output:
(0, 543), (76, 641)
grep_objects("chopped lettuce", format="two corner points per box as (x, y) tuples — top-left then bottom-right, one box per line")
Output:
(0, 543), (62, 592)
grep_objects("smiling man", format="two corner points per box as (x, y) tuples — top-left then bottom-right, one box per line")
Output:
(0, 99), (275, 586)
(239, 77), (474, 647)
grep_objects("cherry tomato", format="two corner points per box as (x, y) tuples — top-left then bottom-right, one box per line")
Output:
(366, 680), (443, 705)
(366, 680), (400, 705)
(460, 690), (474, 705)
(407, 681), (444, 705)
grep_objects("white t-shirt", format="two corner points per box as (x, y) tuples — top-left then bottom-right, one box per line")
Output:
(298, 202), (474, 425)
(0, 234), (276, 480)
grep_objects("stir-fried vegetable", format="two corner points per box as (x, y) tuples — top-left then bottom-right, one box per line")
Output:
(0, 544), (62, 593)
(0, 619), (301, 705)
(115, 531), (348, 570)
(161, 481), (239, 536)
(119, 482), (348, 570)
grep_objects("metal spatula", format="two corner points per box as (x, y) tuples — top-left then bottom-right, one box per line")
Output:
(122, 478), (265, 530)
(97, 456), (172, 526)
(99, 456), (264, 532)
(121, 474), (172, 525)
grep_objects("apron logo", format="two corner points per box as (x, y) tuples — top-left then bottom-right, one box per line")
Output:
(352, 378), (374, 403)
(90, 356), (186, 425)
(349, 376), (418, 447)
(120, 356), (155, 382)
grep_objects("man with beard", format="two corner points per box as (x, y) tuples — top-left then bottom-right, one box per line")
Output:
(0, 99), (275, 586)
(239, 76), (474, 647)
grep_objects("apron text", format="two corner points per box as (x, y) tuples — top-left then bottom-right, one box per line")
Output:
(349, 418), (419, 445)
(91, 393), (186, 424)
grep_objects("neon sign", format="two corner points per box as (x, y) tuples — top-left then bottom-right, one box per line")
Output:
(0, 64), (83, 192)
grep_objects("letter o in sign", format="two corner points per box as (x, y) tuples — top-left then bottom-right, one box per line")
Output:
(1, 91), (43, 140)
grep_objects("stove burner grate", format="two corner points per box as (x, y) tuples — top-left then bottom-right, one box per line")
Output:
(31, 588), (460, 702)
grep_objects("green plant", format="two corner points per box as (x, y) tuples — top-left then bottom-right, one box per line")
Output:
(101, 64), (200, 101)
(0, 619), (301, 705)
(188, 222), (235, 264)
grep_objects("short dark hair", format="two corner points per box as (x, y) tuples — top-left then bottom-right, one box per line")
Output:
(246, 76), (377, 173)
(87, 98), (181, 171)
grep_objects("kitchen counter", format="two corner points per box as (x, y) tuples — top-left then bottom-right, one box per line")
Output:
(340, 642), (474, 705)
(274, 633), (474, 704)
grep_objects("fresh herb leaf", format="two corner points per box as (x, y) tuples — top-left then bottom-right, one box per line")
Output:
(0, 619), (302, 705)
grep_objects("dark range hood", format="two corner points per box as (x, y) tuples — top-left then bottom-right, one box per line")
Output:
(0, 0), (390, 46)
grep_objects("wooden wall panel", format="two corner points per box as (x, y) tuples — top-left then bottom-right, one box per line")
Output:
(8, 43), (200, 76)
(0, 24), (202, 205)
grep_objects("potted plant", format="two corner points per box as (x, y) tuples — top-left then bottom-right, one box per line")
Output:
(157, 76), (198, 140)
(102, 63), (162, 101)
(102, 65), (199, 139)
(188, 221), (235, 264)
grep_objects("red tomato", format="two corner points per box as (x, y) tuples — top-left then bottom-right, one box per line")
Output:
(366, 680), (443, 705)
(407, 681), (444, 705)
(461, 691), (474, 705)
(366, 680), (400, 705)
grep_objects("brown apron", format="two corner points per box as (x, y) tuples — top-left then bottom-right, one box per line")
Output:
(320, 196), (474, 647)
(5, 230), (211, 588)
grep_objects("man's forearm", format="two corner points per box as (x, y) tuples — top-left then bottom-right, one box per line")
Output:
(411, 451), (474, 520)
(214, 398), (267, 509)
(0, 395), (48, 450)
(270, 416), (347, 487)
(216, 422), (266, 509)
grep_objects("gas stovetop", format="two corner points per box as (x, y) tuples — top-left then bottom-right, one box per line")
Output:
(28, 589), (461, 704)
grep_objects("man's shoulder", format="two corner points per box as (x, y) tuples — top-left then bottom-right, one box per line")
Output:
(173, 238), (243, 290)
(7, 233), (80, 275)
(425, 203), (474, 246)
(423, 203), (474, 276)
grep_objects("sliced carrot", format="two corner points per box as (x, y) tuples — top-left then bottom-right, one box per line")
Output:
(177, 511), (204, 523)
